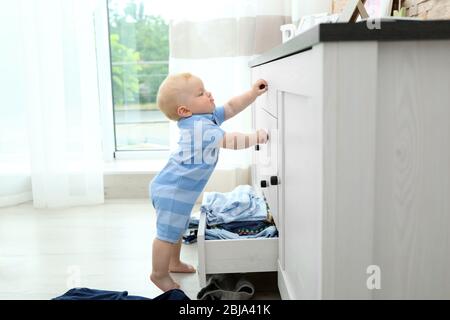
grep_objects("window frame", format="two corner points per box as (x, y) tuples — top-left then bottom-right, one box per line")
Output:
(94, 0), (170, 161)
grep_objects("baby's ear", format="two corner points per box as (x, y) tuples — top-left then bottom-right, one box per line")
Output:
(177, 105), (192, 118)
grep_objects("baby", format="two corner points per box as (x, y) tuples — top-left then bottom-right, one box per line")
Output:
(149, 72), (268, 292)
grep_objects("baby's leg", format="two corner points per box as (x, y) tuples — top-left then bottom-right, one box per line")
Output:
(169, 239), (196, 273)
(150, 238), (180, 292)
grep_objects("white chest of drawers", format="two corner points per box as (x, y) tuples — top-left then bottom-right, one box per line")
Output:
(251, 26), (450, 299)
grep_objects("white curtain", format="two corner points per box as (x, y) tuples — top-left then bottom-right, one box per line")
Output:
(0, 0), (32, 207)
(164, 0), (296, 169)
(0, 0), (332, 207)
(0, 0), (104, 208)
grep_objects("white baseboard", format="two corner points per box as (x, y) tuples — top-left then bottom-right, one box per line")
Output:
(0, 192), (33, 208)
(104, 167), (251, 202)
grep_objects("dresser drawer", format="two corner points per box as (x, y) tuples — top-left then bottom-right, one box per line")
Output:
(197, 212), (278, 287)
(252, 107), (279, 226)
(252, 67), (277, 118)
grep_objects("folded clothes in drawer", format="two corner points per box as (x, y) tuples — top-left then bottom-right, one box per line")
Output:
(201, 185), (269, 225)
(182, 212), (277, 244)
(205, 220), (278, 240)
(198, 184), (278, 240)
(197, 185), (279, 286)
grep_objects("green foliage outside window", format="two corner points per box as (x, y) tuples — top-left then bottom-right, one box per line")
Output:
(110, 33), (142, 106)
(109, 1), (169, 109)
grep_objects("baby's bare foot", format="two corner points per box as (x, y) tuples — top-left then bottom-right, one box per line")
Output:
(150, 272), (180, 292)
(169, 261), (196, 273)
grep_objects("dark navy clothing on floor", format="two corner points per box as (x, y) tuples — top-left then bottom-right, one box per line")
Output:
(53, 288), (190, 300)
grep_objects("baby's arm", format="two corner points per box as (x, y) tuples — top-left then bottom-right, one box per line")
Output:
(220, 129), (268, 150)
(223, 79), (268, 121)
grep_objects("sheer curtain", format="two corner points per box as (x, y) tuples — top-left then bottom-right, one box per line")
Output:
(0, 0), (104, 208)
(165, 0), (296, 169)
(0, 1), (32, 207)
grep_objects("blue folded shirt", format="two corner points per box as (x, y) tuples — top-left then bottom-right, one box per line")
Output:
(201, 185), (268, 225)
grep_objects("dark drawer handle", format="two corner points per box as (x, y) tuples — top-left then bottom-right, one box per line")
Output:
(259, 84), (266, 90)
(255, 144), (260, 151)
(270, 176), (279, 186)
(260, 180), (268, 188)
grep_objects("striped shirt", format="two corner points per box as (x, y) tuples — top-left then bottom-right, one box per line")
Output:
(149, 106), (226, 243)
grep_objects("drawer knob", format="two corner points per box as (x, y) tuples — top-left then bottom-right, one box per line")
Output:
(270, 176), (279, 186)
(260, 180), (268, 188)
(255, 144), (260, 151)
(259, 84), (266, 90)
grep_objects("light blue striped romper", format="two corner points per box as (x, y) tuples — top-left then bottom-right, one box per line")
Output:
(149, 106), (226, 243)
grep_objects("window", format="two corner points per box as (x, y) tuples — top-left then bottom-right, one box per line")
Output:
(107, 0), (170, 153)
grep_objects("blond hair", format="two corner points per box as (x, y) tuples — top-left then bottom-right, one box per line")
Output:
(156, 72), (194, 121)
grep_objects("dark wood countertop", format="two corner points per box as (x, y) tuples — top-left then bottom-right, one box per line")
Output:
(249, 20), (450, 68)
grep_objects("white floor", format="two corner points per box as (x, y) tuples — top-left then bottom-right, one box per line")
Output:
(0, 199), (279, 300)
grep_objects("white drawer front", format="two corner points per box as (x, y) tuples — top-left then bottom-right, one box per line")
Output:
(253, 107), (279, 226)
(204, 238), (278, 274)
(197, 212), (278, 275)
(255, 90), (277, 119)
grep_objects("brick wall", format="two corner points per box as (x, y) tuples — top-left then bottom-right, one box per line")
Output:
(332, 0), (450, 19)
(403, 0), (450, 19)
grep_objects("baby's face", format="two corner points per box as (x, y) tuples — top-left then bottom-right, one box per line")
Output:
(184, 77), (215, 115)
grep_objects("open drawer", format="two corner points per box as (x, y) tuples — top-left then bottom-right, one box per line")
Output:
(197, 211), (278, 287)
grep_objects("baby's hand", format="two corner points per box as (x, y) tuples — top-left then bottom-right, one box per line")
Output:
(252, 79), (268, 96)
(256, 129), (269, 144)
